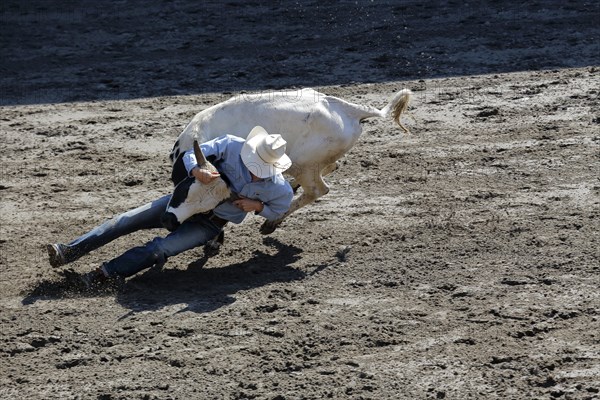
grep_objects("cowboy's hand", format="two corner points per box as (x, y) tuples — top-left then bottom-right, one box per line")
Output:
(233, 197), (264, 213)
(192, 167), (220, 184)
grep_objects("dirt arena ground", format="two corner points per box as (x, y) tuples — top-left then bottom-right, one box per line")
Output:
(1, 1), (598, 399)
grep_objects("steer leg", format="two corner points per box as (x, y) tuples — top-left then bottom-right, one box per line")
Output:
(321, 162), (338, 177)
(288, 162), (337, 194)
(260, 164), (334, 235)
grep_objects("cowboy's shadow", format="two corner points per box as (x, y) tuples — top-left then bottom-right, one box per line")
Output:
(22, 238), (304, 312)
(115, 237), (304, 314)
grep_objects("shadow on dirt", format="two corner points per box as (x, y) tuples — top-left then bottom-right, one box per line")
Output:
(22, 238), (305, 314)
(2, 0), (598, 105)
(115, 237), (304, 314)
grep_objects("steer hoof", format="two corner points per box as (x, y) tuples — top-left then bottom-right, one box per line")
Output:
(260, 221), (279, 235)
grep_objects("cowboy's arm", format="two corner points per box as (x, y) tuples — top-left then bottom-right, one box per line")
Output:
(182, 136), (231, 179)
(182, 136), (231, 176)
(257, 183), (294, 221)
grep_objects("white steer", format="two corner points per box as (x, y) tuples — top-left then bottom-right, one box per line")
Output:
(168, 87), (412, 234)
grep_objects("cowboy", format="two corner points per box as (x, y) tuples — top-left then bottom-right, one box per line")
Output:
(47, 126), (294, 288)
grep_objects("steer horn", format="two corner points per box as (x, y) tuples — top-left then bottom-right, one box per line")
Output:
(193, 140), (208, 166)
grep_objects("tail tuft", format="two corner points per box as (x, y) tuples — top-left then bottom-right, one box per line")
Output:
(382, 89), (412, 133)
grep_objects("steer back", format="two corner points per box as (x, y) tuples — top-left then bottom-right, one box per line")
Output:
(161, 141), (231, 232)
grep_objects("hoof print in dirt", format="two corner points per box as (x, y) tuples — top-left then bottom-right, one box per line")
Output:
(123, 178), (143, 187)
(336, 245), (352, 262)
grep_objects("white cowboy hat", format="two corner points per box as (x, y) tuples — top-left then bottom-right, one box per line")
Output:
(241, 126), (292, 179)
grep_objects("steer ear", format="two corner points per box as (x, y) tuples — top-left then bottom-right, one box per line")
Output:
(193, 140), (208, 167)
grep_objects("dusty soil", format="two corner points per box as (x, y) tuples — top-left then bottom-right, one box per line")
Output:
(1, 1), (599, 400)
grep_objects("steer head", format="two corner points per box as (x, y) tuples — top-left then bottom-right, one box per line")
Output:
(161, 141), (231, 232)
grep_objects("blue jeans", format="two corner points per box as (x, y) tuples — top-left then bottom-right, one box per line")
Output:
(65, 195), (223, 278)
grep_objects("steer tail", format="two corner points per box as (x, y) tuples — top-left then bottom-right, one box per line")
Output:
(381, 89), (412, 133)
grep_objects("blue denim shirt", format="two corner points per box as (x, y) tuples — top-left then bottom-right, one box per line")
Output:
(182, 135), (293, 224)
